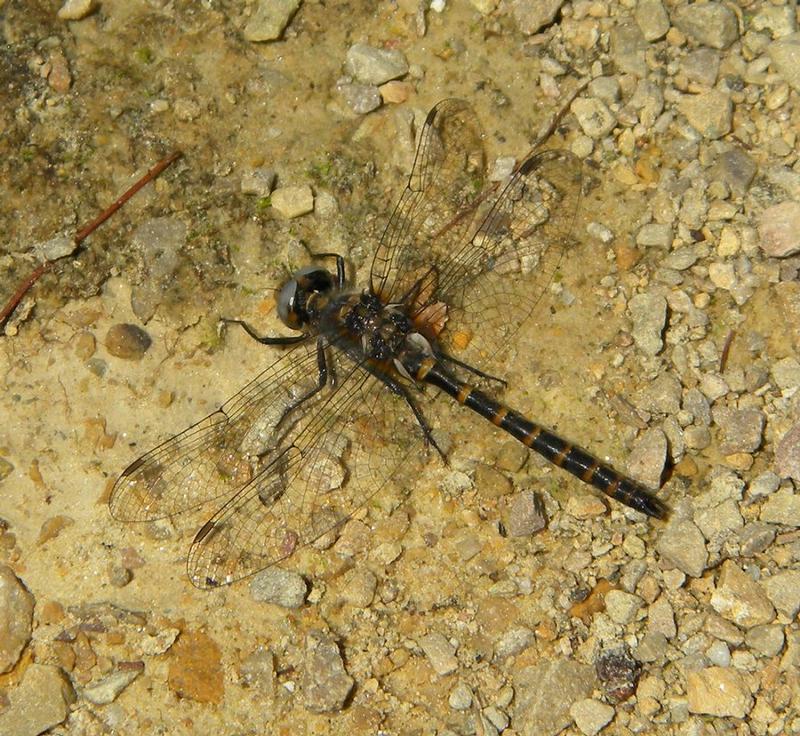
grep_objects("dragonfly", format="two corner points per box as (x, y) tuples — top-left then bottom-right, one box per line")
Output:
(110, 99), (668, 589)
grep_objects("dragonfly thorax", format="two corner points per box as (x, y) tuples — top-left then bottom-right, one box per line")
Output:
(277, 265), (336, 329)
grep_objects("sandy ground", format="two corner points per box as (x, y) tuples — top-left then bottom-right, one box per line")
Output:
(1, 1), (799, 735)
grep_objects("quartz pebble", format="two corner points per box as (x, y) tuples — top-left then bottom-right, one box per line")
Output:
(57, 0), (95, 20)
(344, 44), (408, 85)
(710, 560), (775, 628)
(271, 185), (314, 218)
(0, 565), (35, 673)
(570, 698), (615, 736)
(0, 664), (76, 735)
(419, 631), (458, 676)
(758, 202), (800, 257)
(250, 568), (307, 608)
(243, 0), (300, 42)
(303, 630), (354, 713)
(570, 97), (616, 139)
(762, 571), (800, 619)
(657, 520), (707, 577)
(678, 90), (732, 140)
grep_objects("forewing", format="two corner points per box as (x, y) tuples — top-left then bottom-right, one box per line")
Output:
(109, 340), (325, 522)
(370, 99), (487, 304)
(186, 356), (424, 588)
(432, 149), (583, 367)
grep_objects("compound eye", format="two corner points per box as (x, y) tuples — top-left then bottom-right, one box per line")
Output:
(277, 280), (300, 328)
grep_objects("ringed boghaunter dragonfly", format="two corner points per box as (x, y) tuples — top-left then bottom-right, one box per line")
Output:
(110, 99), (668, 589)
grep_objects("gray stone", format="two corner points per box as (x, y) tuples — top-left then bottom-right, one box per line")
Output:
(767, 33), (800, 92)
(634, 0), (669, 41)
(738, 522), (776, 557)
(250, 567), (308, 608)
(611, 22), (648, 77)
(240, 166), (276, 196)
(745, 625), (785, 658)
(636, 223), (673, 249)
(629, 293), (667, 356)
(626, 428), (667, 489)
(775, 424), (800, 482)
(753, 5), (797, 38)
(449, 681), (473, 710)
(712, 406), (765, 454)
(672, 3), (739, 49)
(678, 90), (732, 140)
(337, 82), (382, 114)
(711, 148), (757, 197)
(505, 490), (546, 537)
(635, 632), (668, 662)
(570, 698), (615, 736)
(760, 490), (800, 526)
(0, 664), (76, 735)
(762, 571), (800, 618)
(0, 565), (34, 673)
(243, 0), (300, 42)
(710, 560), (775, 628)
(510, 0), (565, 35)
(681, 48), (720, 87)
(419, 631), (458, 676)
(338, 568), (377, 608)
(271, 185), (314, 218)
(695, 499), (743, 547)
(636, 373), (682, 415)
(303, 630), (354, 713)
(570, 97), (616, 139)
(494, 627), (536, 660)
(586, 77), (620, 105)
(82, 664), (144, 704)
(686, 667), (752, 717)
(759, 202), (800, 258)
(239, 646), (275, 693)
(749, 472), (781, 498)
(648, 596), (676, 638)
(513, 658), (595, 736)
(344, 44), (408, 85)
(657, 520), (707, 577)
(771, 357), (800, 390)
(683, 388), (711, 426)
(33, 234), (75, 262)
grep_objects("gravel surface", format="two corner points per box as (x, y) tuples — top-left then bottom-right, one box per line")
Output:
(1, 1), (799, 734)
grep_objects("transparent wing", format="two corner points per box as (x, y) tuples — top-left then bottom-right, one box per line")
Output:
(186, 356), (424, 588)
(370, 99), (488, 304)
(109, 340), (328, 522)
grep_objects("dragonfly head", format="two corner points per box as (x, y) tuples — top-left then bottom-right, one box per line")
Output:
(277, 265), (336, 329)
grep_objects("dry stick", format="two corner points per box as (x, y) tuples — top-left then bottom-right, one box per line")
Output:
(0, 150), (183, 329)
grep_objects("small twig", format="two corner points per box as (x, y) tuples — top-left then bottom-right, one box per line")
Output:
(719, 329), (735, 373)
(0, 150), (182, 330)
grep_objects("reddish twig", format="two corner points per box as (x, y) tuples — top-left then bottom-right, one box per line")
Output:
(719, 329), (735, 373)
(0, 150), (182, 330)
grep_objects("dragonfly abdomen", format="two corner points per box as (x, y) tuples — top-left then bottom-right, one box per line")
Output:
(414, 357), (668, 520)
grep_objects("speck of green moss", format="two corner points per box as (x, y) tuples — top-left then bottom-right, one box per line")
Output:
(134, 47), (154, 64)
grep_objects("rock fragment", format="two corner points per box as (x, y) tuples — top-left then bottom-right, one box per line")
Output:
(419, 631), (458, 676)
(105, 323), (152, 360)
(250, 567), (307, 608)
(0, 565), (34, 673)
(271, 185), (314, 218)
(629, 293), (666, 355)
(678, 89), (732, 139)
(0, 664), (76, 735)
(672, 3), (739, 49)
(58, 0), (96, 20)
(657, 520), (707, 577)
(767, 33), (800, 92)
(303, 630), (354, 713)
(570, 698), (615, 736)
(686, 667), (752, 718)
(167, 629), (224, 704)
(759, 202), (800, 257)
(344, 44), (408, 85)
(244, 0), (300, 42)
(82, 663), (144, 704)
(710, 560), (775, 628)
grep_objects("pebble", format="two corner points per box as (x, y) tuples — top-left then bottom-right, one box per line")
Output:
(495, 440), (528, 472)
(513, 658), (595, 736)
(250, 567), (307, 608)
(636, 223), (672, 249)
(82, 664), (144, 705)
(712, 148), (757, 197)
(0, 664), (76, 735)
(710, 560), (775, 628)
(712, 407), (765, 455)
(337, 81), (382, 114)
(167, 630), (224, 704)
(686, 667), (752, 718)
(243, 0), (300, 42)
(586, 221), (614, 244)
(587, 77), (620, 105)
(338, 568), (377, 608)
(303, 630), (354, 713)
(239, 646), (275, 693)
(475, 463), (512, 497)
(678, 89), (732, 140)
(706, 639), (731, 667)
(448, 681), (473, 710)
(672, 3), (739, 49)
(605, 590), (643, 625)
(680, 48), (720, 88)
(648, 596), (676, 638)
(379, 80), (411, 104)
(565, 494), (606, 519)
(489, 156), (516, 182)
(57, 0), (95, 21)
(0, 565), (35, 673)
(633, 0), (668, 41)
(510, 0), (565, 35)
(767, 33), (800, 92)
(105, 323), (152, 360)
(695, 499), (743, 548)
(745, 625), (785, 658)
(628, 293), (666, 355)
(635, 632), (667, 662)
(635, 373), (682, 415)
(758, 202), (800, 258)
(596, 647), (640, 703)
(271, 185), (314, 218)
(611, 22), (647, 77)
(494, 626), (536, 660)
(708, 261), (736, 290)
(570, 97), (616, 139)
(418, 631), (458, 676)
(570, 698), (615, 736)
(240, 166), (276, 196)
(738, 522), (776, 557)
(505, 490), (546, 537)
(761, 570), (800, 619)
(626, 427), (667, 489)
(771, 357), (800, 390)
(760, 490), (800, 526)
(344, 44), (408, 85)
(657, 520), (707, 577)
(775, 423), (800, 481)
(33, 234), (75, 262)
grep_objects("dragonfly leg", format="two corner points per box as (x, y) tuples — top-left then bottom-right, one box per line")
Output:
(274, 337), (330, 430)
(436, 351), (507, 387)
(381, 373), (446, 461)
(221, 318), (308, 345)
(309, 252), (347, 288)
